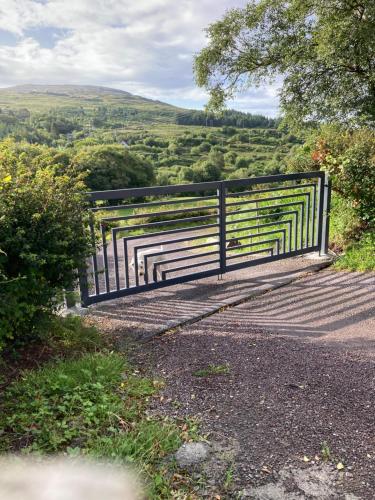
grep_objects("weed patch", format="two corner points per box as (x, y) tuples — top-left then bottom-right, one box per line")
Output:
(0, 352), (196, 497)
(334, 232), (375, 271)
(193, 364), (230, 377)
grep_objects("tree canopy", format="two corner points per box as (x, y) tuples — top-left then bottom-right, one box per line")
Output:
(71, 144), (155, 191)
(195, 0), (375, 127)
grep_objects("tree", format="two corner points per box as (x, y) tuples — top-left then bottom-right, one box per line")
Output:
(71, 144), (155, 191)
(198, 142), (211, 153)
(235, 156), (249, 169)
(195, 1), (375, 127)
(224, 150), (237, 165)
(207, 149), (225, 169)
(181, 160), (222, 183)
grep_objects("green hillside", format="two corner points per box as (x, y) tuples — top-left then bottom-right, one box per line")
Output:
(0, 84), (297, 183)
(0, 84), (279, 130)
(0, 84), (182, 128)
(0, 84), (181, 113)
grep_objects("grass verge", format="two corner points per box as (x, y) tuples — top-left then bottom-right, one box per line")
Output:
(0, 317), (199, 498)
(333, 232), (375, 272)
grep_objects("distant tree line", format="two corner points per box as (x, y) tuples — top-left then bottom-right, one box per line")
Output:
(175, 109), (279, 128)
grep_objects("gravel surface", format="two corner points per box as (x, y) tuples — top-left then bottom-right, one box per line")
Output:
(133, 270), (375, 498)
(87, 255), (330, 341)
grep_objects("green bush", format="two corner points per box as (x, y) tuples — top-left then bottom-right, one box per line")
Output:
(207, 149), (224, 169)
(329, 193), (363, 250)
(287, 126), (375, 231)
(0, 139), (92, 349)
(224, 150), (237, 165)
(317, 128), (375, 227)
(235, 156), (249, 169)
(71, 144), (155, 191)
(182, 160), (222, 183)
(198, 141), (211, 153)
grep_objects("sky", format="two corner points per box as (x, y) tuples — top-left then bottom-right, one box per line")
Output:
(0, 0), (280, 117)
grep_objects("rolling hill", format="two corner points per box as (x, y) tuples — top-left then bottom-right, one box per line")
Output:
(0, 84), (292, 183)
(0, 84), (183, 124)
(0, 84), (277, 128)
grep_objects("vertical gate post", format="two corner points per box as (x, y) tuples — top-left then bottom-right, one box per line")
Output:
(218, 182), (227, 276)
(319, 172), (332, 256)
(79, 263), (89, 307)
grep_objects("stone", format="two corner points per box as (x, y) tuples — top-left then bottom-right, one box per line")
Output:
(241, 484), (303, 500)
(175, 442), (210, 468)
(60, 305), (89, 317)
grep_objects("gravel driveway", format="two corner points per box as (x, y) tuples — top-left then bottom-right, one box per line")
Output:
(134, 270), (375, 499)
(87, 255), (330, 341)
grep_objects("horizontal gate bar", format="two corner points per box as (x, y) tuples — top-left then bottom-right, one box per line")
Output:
(161, 258), (220, 280)
(131, 232), (219, 253)
(227, 229), (286, 254)
(102, 204), (219, 222)
(144, 247), (220, 284)
(226, 247), (274, 260)
(227, 183), (316, 199)
(151, 250), (219, 276)
(92, 195), (217, 212)
(226, 239), (279, 255)
(226, 191), (311, 207)
(227, 229), (285, 243)
(226, 200), (304, 217)
(225, 246), (319, 272)
(112, 213), (217, 233)
(226, 209), (298, 226)
(222, 171), (324, 190)
(83, 267), (222, 305)
(226, 221), (291, 235)
(87, 172), (324, 201)
(114, 223), (219, 241)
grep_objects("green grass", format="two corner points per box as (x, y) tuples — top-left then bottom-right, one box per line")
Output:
(0, 317), (199, 498)
(39, 315), (105, 357)
(321, 441), (331, 461)
(223, 463), (235, 491)
(193, 364), (230, 377)
(329, 192), (363, 251)
(326, 192), (374, 271)
(333, 231), (375, 271)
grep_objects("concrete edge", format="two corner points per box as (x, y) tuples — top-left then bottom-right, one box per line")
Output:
(139, 260), (333, 342)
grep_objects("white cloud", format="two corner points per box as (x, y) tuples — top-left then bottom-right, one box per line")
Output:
(0, 0), (280, 116)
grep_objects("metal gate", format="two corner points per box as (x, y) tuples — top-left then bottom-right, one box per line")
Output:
(80, 171), (331, 306)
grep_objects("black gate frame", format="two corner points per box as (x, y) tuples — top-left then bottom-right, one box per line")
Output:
(80, 171), (331, 306)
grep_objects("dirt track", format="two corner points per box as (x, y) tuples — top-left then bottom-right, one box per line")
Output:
(135, 270), (375, 498)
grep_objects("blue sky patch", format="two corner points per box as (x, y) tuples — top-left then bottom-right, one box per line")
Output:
(23, 27), (69, 49)
(0, 29), (18, 47)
